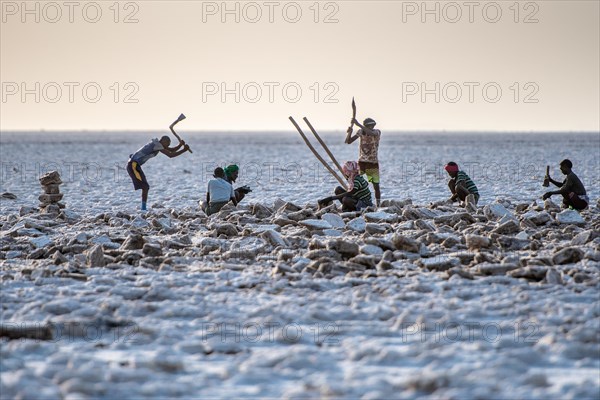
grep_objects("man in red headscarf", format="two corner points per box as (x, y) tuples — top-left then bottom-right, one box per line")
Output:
(444, 162), (479, 205)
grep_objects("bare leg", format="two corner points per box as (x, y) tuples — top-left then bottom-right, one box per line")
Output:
(448, 179), (456, 197)
(373, 183), (381, 207)
(341, 196), (357, 212)
(455, 185), (469, 202)
(141, 188), (149, 210)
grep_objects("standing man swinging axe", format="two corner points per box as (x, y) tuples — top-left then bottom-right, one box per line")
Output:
(126, 114), (191, 211)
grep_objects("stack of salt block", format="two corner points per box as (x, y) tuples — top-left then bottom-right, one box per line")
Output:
(39, 171), (65, 214)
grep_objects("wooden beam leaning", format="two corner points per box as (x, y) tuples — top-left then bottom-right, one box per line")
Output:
(303, 117), (345, 179)
(289, 116), (348, 190)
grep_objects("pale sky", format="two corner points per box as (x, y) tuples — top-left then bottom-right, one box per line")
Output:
(1, 0), (599, 131)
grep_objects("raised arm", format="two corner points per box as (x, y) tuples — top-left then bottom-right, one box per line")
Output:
(353, 118), (377, 135)
(345, 126), (359, 144)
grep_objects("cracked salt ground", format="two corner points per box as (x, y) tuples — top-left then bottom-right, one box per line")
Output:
(1, 132), (599, 398)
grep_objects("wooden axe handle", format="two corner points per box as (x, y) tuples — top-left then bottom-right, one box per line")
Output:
(169, 117), (193, 154)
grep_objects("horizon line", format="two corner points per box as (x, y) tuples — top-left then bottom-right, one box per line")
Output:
(2, 129), (600, 135)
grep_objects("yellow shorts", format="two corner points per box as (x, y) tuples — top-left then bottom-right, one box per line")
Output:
(358, 161), (380, 184)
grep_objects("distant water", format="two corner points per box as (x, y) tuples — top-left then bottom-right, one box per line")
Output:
(1, 131), (598, 212)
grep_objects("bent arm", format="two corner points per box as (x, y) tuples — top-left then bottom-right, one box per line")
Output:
(160, 147), (188, 158)
(333, 186), (358, 199)
(345, 125), (359, 144)
(557, 176), (574, 194)
(345, 133), (359, 144)
(549, 177), (562, 187)
(171, 141), (184, 151)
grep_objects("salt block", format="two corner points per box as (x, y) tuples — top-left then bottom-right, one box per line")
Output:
(39, 193), (64, 203)
(39, 171), (62, 186)
(360, 244), (384, 256)
(477, 263), (519, 275)
(251, 224), (281, 233)
(299, 219), (332, 230)
(465, 234), (490, 250)
(327, 239), (359, 257)
(131, 217), (150, 228)
(43, 184), (61, 195)
(522, 211), (552, 226)
(556, 209), (585, 225)
(321, 213), (345, 229)
(391, 233), (419, 253)
(484, 202), (513, 219)
(419, 256), (460, 271)
(552, 247), (584, 265)
(86, 244), (105, 267)
(1, 192), (17, 200)
(261, 229), (288, 248)
(30, 236), (51, 248)
(347, 217), (366, 233)
(364, 211), (397, 223)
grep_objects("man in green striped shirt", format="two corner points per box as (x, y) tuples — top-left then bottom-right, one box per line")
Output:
(445, 162), (479, 205)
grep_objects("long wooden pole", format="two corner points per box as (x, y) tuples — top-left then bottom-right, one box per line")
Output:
(303, 117), (345, 178)
(289, 116), (347, 190)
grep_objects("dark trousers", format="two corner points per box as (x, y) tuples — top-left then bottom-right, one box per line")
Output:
(562, 192), (588, 210)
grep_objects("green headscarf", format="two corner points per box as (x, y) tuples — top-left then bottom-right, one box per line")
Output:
(224, 164), (239, 177)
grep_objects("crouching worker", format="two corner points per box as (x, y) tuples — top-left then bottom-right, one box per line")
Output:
(127, 136), (189, 211)
(205, 167), (237, 216)
(318, 161), (373, 212)
(445, 162), (479, 205)
(543, 159), (588, 210)
(224, 164), (252, 203)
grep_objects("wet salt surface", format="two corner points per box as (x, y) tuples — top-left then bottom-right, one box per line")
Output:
(1, 131), (598, 210)
(1, 131), (599, 399)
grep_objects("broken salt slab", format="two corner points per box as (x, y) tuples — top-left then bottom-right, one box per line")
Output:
(251, 224), (281, 233)
(484, 202), (513, 219)
(321, 213), (345, 229)
(30, 236), (51, 248)
(364, 211), (397, 223)
(131, 216), (149, 228)
(299, 219), (332, 230)
(556, 209), (585, 225)
(91, 235), (120, 249)
(347, 217), (366, 232)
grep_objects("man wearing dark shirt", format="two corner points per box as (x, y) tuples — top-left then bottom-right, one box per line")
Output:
(543, 159), (588, 210)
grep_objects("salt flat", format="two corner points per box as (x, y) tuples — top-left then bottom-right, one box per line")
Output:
(1, 131), (599, 399)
